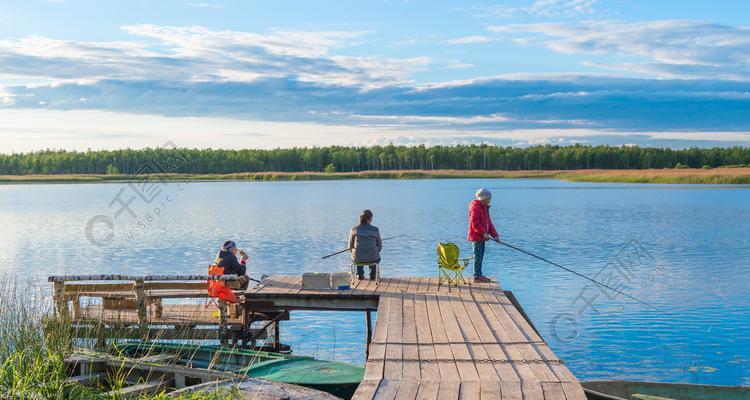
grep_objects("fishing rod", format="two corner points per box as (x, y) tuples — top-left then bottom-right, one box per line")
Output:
(322, 235), (405, 259)
(491, 238), (659, 310)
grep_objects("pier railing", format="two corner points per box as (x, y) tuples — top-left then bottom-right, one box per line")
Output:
(47, 274), (253, 343)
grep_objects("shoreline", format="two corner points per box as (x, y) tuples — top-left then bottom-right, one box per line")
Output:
(2, 168), (750, 184)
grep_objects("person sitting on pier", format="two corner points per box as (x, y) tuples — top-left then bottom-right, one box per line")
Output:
(468, 188), (499, 283)
(349, 209), (382, 280)
(214, 240), (251, 289)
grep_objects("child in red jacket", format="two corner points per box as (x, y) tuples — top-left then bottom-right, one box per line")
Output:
(468, 188), (499, 282)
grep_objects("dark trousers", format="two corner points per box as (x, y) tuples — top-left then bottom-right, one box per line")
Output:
(472, 241), (486, 277)
(357, 264), (377, 280)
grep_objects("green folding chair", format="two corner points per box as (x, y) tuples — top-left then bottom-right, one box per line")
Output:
(437, 242), (472, 286)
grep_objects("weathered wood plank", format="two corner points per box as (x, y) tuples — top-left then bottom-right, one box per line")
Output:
(425, 294), (460, 381)
(415, 381), (440, 400)
(401, 293), (421, 380)
(541, 382), (567, 400)
(384, 295), (404, 381)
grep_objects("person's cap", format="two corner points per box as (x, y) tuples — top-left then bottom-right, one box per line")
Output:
(221, 240), (236, 251)
(475, 187), (492, 201)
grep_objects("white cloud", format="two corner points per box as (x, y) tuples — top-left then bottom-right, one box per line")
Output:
(185, 2), (224, 8)
(490, 20), (750, 80)
(350, 113), (511, 126)
(2, 109), (747, 152)
(444, 35), (496, 45)
(0, 85), (14, 106)
(0, 25), (428, 88)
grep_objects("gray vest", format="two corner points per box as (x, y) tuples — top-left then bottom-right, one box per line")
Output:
(351, 224), (381, 263)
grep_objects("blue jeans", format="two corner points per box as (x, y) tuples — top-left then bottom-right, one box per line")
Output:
(472, 241), (485, 277)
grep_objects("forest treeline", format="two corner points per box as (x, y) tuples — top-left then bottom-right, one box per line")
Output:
(1, 144), (749, 175)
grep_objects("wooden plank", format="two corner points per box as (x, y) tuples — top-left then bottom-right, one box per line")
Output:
(541, 382), (566, 400)
(353, 379), (382, 400)
(66, 372), (106, 386)
(367, 295), (392, 382)
(394, 380), (420, 400)
(384, 295), (404, 381)
(436, 292), (479, 382)
(560, 382), (588, 400)
(401, 293), (421, 380)
(453, 291), (499, 383)
(479, 381), (502, 400)
(108, 378), (173, 399)
(374, 379), (401, 400)
(413, 294), (439, 379)
(424, 294), (459, 381)
(500, 381), (523, 400)
(415, 381), (440, 400)
(458, 381), (480, 400)
(466, 290), (523, 385)
(436, 381), (460, 400)
(474, 290), (539, 386)
(520, 381), (544, 400)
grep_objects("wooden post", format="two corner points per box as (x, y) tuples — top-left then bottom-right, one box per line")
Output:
(152, 298), (163, 319)
(72, 296), (81, 320)
(365, 309), (373, 358)
(53, 281), (69, 319)
(218, 301), (228, 345)
(134, 279), (147, 339)
(273, 321), (280, 352)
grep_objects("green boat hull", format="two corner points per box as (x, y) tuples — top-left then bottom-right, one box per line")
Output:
(583, 380), (750, 400)
(116, 342), (364, 399)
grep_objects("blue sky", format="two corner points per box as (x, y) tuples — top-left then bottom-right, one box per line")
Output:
(1, 0), (750, 151)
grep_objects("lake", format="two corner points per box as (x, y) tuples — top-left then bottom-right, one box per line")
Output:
(1, 179), (748, 386)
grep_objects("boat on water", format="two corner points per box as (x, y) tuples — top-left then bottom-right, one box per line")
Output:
(115, 342), (365, 399)
(583, 380), (750, 400)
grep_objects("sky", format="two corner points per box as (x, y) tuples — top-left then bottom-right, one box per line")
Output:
(1, 0), (750, 152)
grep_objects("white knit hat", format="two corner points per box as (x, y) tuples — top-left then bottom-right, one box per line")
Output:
(475, 187), (492, 201)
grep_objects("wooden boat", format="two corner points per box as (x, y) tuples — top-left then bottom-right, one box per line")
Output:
(116, 342), (365, 399)
(66, 348), (341, 399)
(583, 380), (750, 400)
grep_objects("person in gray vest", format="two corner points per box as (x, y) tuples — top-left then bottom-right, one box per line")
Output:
(348, 209), (382, 280)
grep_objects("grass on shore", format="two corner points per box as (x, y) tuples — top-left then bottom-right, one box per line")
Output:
(0, 280), (239, 399)
(2, 167), (750, 184)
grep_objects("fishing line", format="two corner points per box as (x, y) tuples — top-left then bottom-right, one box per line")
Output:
(491, 238), (660, 310)
(321, 235), (405, 259)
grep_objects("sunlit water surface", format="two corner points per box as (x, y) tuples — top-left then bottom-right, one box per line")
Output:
(1, 179), (748, 385)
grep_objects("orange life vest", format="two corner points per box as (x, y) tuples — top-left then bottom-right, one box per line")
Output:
(207, 264), (238, 303)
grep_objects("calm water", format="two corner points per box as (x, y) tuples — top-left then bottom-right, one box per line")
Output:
(1, 179), (749, 385)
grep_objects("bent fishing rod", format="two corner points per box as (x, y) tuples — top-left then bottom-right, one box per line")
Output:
(490, 238), (659, 310)
(322, 235), (405, 259)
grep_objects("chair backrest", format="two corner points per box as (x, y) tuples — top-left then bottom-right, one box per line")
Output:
(437, 242), (460, 268)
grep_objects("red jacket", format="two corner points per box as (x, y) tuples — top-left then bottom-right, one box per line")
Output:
(467, 199), (498, 242)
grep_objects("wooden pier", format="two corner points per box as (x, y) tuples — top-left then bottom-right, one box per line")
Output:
(246, 276), (586, 400)
(51, 274), (585, 399)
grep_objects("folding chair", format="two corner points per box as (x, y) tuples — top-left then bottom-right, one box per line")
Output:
(437, 242), (471, 286)
(351, 261), (381, 286)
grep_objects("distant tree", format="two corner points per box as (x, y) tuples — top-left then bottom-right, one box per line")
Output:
(1, 145), (750, 175)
